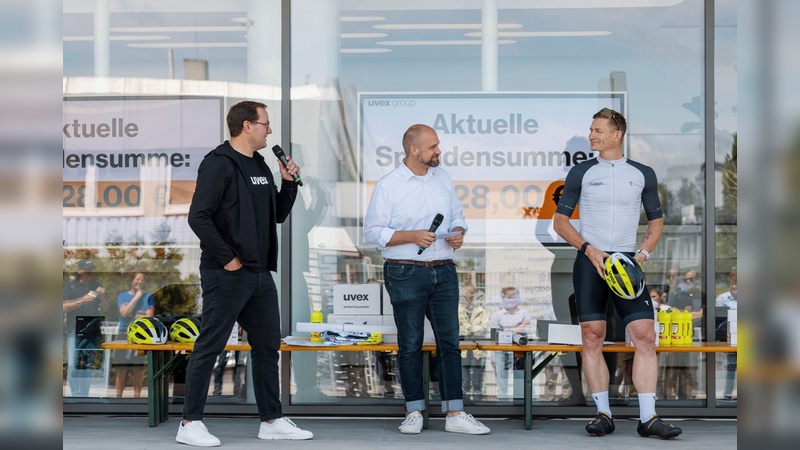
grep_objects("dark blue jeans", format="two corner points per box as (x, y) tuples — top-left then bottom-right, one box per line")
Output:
(383, 261), (463, 413)
(183, 268), (282, 421)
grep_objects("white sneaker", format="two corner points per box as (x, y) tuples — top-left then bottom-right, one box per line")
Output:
(176, 420), (221, 447)
(445, 412), (491, 435)
(398, 410), (423, 434)
(258, 417), (314, 440)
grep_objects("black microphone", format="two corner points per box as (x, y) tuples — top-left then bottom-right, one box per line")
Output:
(418, 213), (444, 255)
(271, 145), (303, 186)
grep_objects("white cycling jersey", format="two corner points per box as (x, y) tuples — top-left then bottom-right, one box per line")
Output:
(555, 155), (662, 252)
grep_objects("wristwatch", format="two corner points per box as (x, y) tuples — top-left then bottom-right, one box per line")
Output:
(579, 242), (590, 254)
(636, 248), (650, 261)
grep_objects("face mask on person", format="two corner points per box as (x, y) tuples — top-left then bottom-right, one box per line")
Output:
(502, 295), (520, 311)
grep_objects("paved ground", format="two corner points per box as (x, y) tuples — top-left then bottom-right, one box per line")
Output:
(64, 415), (736, 450)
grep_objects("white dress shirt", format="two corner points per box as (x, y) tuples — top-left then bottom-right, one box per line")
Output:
(364, 162), (467, 261)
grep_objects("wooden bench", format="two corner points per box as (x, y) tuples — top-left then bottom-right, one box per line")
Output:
(101, 340), (477, 427)
(476, 340), (739, 430)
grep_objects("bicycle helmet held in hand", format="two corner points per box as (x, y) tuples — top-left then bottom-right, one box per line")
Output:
(604, 252), (646, 300)
(170, 317), (201, 343)
(127, 316), (169, 344)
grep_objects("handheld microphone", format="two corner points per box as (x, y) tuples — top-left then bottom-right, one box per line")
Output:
(418, 213), (444, 255)
(271, 145), (303, 186)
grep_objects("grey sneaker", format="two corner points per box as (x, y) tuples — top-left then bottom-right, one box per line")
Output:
(399, 411), (423, 434)
(445, 412), (491, 435)
(176, 420), (221, 447)
(258, 417), (314, 440)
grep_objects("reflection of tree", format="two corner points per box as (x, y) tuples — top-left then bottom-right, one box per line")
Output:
(718, 133), (737, 223)
(657, 182), (680, 225)
(63, 221), (200, 323)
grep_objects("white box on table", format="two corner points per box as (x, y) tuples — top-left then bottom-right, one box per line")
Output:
(327, 314), (383, 326)
(333, 283), (383, 315)
(547, 324), (582, 345)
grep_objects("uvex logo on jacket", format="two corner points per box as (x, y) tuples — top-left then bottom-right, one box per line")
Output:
(250, 176), (269, 185)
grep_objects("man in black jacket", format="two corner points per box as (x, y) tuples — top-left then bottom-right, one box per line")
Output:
(177, 101), (312, 446)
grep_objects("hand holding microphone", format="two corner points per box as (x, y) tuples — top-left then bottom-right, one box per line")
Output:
(418, 213), (444, 255)
(271, 145), (303, 186)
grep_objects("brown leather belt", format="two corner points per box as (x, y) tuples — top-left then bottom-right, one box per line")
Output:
(385, 258), (455, 268)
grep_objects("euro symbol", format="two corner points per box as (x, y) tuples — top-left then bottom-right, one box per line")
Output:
(552, 185), (564, 205)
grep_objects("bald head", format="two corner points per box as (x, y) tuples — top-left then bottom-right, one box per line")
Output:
(402, 124), (434, 155)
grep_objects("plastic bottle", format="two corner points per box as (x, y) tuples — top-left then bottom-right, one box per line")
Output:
(671, 310), (682, 346)
(310, 310), (323, 342)
(683, 311), (693, 345)
(657, 309), (671, 346)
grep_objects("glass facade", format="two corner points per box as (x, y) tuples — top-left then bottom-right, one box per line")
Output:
(63, 0), (736, 416)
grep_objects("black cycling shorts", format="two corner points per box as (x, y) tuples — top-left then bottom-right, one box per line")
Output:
(573, 251), (655, 327)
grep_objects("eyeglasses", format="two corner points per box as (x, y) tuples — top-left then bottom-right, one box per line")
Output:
(596, 108), (622, 131)
(683, 276), (698, 283)
(250, 121), (270, 128)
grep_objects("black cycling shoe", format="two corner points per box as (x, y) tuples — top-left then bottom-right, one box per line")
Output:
(585, 412), (615, 436)
(637, 416), (683, 439)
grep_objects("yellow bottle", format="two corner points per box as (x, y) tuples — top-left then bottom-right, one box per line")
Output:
(671, 310), (682, 346)
(310, 309), (323, 342)
(683, 311), (693, 346)
(657, 309), (671, 346)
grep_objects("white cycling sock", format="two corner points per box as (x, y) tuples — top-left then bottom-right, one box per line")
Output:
(638, 393), (657, 422)
(591, 391), (611, 416)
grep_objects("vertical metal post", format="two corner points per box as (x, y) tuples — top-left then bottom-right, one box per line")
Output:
(703, 0), (717, 410)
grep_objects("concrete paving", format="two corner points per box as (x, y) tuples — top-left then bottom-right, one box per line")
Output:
(64, 415), (736, 450)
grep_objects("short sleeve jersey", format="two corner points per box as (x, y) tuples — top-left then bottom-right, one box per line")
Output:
(555, 156), (662, 252)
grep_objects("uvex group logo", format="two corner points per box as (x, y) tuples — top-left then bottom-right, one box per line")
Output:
(343, 293), (370, 301)
(366, 99), (417, 108)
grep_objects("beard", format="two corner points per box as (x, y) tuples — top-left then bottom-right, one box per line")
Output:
(418, 154), (440, 167)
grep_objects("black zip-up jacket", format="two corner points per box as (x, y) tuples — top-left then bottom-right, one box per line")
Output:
(188, 141), (298, 272)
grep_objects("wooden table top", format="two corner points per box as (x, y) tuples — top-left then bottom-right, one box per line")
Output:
(475, 340), (737, 353)
(101, 340), (478, 352)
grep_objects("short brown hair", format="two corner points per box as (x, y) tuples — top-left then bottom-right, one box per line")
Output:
(227, 101), (267, 137)
(593, 108), (627, 137)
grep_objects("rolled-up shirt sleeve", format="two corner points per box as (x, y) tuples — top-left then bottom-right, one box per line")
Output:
(448, 177), (467, 233)
(364, 183), (394, 249)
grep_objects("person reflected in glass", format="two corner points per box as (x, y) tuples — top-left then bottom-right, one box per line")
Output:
(488, 287), (530, 400)
(62, 258), (109, 397)
(458, 282), (488, 400)
(715, 275), (737, 400)
(115, 271), (155, 398)
(665, 268), (702, 400)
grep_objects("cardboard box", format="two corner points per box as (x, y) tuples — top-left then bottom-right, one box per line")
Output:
(727, 309), (737, 322)
(547, 324), (582, 345)
(382, 284), (393, 315)
(327, 314), (383, 326)
(728, 332), (737, 346)
(333, 284), (382, 315)
(728, 320), (737, 335)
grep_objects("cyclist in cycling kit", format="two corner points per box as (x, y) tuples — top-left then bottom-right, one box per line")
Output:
(553, 108), (681, 440)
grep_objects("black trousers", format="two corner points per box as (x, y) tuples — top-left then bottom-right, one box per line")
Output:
(183, 268), (282, 421)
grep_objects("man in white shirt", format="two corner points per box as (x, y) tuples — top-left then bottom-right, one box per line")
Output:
(364, 124), (490, 436)
(715, 283), (737, 309)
